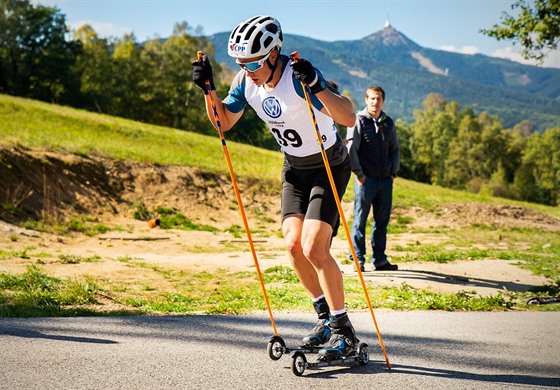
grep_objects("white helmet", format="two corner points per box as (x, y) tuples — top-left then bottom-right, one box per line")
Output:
(228, 15), (283, 58)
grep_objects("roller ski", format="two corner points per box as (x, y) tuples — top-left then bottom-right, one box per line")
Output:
(267, 308), (332, 361)
(268, 335), (370, 376)
(267, 313), (370, 376)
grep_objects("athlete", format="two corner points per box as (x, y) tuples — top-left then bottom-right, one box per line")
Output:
(192, 15), (358, 357)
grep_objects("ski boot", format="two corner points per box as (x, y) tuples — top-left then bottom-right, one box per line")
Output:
(301, 298), (331, 347)
(317, 313), (358, 359)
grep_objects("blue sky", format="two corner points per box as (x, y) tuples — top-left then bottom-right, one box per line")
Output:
(35, 0), (559, 68)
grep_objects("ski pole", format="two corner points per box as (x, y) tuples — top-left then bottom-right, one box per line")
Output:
(196, 51), (278, 336)
(291, 51), (392, 369)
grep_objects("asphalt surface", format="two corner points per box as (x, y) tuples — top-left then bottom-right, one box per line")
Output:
(1, 311), (559, 389)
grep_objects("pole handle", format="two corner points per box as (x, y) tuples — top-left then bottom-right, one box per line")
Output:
(195, 51), (213, 94)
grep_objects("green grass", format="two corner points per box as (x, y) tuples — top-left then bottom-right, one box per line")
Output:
(2, 264), (555, 317)
(0, 265), (106, 317)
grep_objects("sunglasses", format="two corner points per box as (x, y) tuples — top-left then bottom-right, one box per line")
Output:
(236, 50), (273, 72)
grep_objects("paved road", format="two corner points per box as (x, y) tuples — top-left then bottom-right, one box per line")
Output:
(1, 311), (559, 389)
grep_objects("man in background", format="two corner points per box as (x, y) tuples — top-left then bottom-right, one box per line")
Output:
(346, 86), (400, 272)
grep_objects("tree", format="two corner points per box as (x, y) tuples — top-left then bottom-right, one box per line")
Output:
(162, 22), (214, 129)
(395, 119), (414, 179)
(481, 0), (560, 64)
(517, 127), (560, 205)
(111, 33), (145, 120)
(410, 93), (461, 185)
(477, 112), (510, 180)
(72, 24), (115, 113)
(138, 37), (167, 124)
(441, 108), (516, 196)
(443, 111), (482, 188)
(409, 94), (446, 183)
(504, 121), (530, 182)
(0, 0), (80, 102)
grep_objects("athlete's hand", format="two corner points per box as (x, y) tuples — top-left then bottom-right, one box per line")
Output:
(290, 57), (325, 94)
(192, 55), (215, 94)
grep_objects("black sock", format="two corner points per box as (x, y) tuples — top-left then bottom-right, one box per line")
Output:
(313, 298), (330, 320)
(330, 312), (350, 329)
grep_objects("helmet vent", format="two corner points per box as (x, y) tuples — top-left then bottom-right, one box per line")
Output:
(252, 31), (263, 53)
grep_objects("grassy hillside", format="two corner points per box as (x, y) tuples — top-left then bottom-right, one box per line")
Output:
(1, 93), (558, 220)
(0, 94), (283, 186)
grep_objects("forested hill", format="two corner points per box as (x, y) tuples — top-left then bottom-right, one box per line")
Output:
(210, 24), (560, 132)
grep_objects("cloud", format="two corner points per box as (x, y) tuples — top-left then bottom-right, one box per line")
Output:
(439, 43), (560, 68)
(439, 45), (481, 55)
(492, 46), (560, 69)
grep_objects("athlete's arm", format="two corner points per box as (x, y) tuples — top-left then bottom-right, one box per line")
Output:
(202, 90), (243, 132)
(290, 57), (356, 127)
(192, 54), (243, 132)
(315, 89), (356, 128)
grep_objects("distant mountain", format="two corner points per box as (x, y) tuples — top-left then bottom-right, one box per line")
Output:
(209, 24), (560, 132)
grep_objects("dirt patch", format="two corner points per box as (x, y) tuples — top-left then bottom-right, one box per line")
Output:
(0, 145), (281, 230)
(393, 203), (559, 232)
(439, 202), (559, 231)
(0, 218), (552, 297)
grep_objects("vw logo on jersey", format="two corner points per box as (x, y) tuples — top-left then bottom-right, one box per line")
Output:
(262, 96), (282, 118)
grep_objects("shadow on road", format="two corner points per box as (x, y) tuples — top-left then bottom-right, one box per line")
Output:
(358, 268), (543, 293)
(391, 364), (560, 388)
(0, 326), (118, 344)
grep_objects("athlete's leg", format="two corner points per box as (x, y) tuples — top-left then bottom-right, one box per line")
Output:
(300, 219), (345, 311)
(283, 215), (332, 346)
(302, 220), (359, 357)
(282, 214), (323, 298)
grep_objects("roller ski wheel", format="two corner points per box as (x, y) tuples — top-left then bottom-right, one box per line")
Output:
(291, 351), (307, 376)
(357, 343), (369, 366)
(288, 342), (370, 376)
(267, 336), (286, 361)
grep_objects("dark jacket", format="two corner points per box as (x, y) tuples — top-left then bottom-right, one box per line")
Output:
(346, 108), (400, 179)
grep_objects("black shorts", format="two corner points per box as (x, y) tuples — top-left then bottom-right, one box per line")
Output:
(281, 157), (351, 230)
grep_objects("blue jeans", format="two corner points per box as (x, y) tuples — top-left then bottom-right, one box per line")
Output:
(349, 176), (393, 267)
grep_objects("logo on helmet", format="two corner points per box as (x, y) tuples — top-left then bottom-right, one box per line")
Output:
(262, 97), (281, 118)
(229, 43), (247, 55)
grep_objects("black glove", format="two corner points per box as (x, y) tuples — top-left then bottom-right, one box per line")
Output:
(192, 55), (215, 94)
(290, 58), (325, 94)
